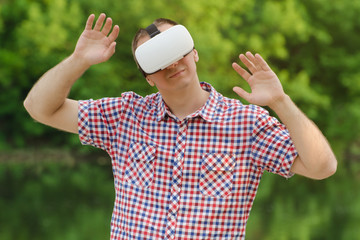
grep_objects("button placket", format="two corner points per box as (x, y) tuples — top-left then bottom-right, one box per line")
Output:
(164, 120), (188, 239)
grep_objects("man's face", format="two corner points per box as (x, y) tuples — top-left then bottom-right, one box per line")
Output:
(136, 24), (199, 92)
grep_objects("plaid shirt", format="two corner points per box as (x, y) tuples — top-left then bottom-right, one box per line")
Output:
(78, 82), (297, 240)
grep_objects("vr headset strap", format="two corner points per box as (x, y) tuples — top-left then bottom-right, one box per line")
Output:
(145, 24), (161, 38)
(138, 24), (161, 77)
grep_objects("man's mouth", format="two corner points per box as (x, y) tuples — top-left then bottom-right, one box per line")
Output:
(169, 69), (185, 78)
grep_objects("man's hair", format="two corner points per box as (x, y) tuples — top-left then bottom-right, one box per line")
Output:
(131, 18), (179, 74)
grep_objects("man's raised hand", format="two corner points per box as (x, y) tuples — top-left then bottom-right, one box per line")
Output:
(232, 51), (286, 108)
(73, 13), (120, 67)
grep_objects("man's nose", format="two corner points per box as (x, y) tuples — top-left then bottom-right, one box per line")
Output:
(167, 61), (179, 69)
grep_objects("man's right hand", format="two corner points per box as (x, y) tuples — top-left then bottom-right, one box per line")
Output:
(24, 13), (119, 134)
(73, 13), (120, 67)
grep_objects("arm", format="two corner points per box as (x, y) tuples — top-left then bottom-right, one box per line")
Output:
(232, 52), (337, 180)
(24, 13), (120, 133)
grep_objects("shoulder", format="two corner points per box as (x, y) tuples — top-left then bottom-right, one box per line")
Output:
(216, 93), (268, 120)
(202, 82), (270, 122)
(79, 91), (160, 110)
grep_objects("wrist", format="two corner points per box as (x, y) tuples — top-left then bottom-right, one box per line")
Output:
(68, 53), (92, 71)
(268, 94), (292, 114)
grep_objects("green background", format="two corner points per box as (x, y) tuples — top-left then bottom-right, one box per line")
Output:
(1, 0), (360, 239)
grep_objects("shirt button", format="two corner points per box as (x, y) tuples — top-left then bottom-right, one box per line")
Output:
(179, 124), (186, 131)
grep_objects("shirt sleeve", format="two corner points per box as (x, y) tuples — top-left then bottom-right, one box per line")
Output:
(251, 109), (298, 178)
(78, 97), (124, 152)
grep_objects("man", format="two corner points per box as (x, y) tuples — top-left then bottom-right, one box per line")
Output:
(24, 13), (337, 239)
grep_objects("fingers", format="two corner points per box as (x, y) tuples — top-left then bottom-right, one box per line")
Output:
(241, 52), (258, 74)
(108, 25), (120, 42)
(85, 14), (95, 30)
(101, 17), (113, 36)
(232, 62), (251, 82)
(85, 13), (120, 41)
(237, 51), (271, 73)
(94, 13), (106, 31)
(254, 53), (271, 71)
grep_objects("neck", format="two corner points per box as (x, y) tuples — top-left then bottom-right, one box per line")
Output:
(160, 81), (210, 120)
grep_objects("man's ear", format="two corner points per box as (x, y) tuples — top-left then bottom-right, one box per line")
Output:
(146, 76), (155, 87)
(193, 49), (199, 62)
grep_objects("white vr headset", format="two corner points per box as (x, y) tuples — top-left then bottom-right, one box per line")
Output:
(135, 24), (194, 75)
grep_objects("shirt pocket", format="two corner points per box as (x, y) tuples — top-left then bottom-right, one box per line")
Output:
(199, 153), (236, 198)
(124, 142), (156, 188)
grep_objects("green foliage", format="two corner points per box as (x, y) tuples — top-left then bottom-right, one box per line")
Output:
(247, 169), (360, 240)
(0, 154), (114, 240)
(1, 0), (360, 150)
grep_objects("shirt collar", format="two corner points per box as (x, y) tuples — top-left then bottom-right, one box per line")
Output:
(156, 82), (222, 122)
(156, 97), (168, 122)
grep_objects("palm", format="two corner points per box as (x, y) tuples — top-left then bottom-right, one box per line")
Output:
(73, 14), (120, 66)
(232, 52), (285, 107)
(76, 30), (111, 64)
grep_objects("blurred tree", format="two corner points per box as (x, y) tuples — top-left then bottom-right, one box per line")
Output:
(0, 0), (83, 148)
(2, 0), (359, 152)
(0, 159), (114, 240)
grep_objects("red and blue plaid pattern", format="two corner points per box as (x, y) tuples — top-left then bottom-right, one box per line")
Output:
(124, 142), (156, 187)
(200, 153), (235, 198)
(78, 82), (297, 240)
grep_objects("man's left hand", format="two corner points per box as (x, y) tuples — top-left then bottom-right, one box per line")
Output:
(232, 51), (286, 108)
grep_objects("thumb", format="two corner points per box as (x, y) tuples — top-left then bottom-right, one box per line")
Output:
(103, 42), (117, 61)
(233, 86), (251, 102)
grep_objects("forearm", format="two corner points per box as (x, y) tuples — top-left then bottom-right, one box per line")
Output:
(24, 54), (89, 121)
(269, 95), (337, 179)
